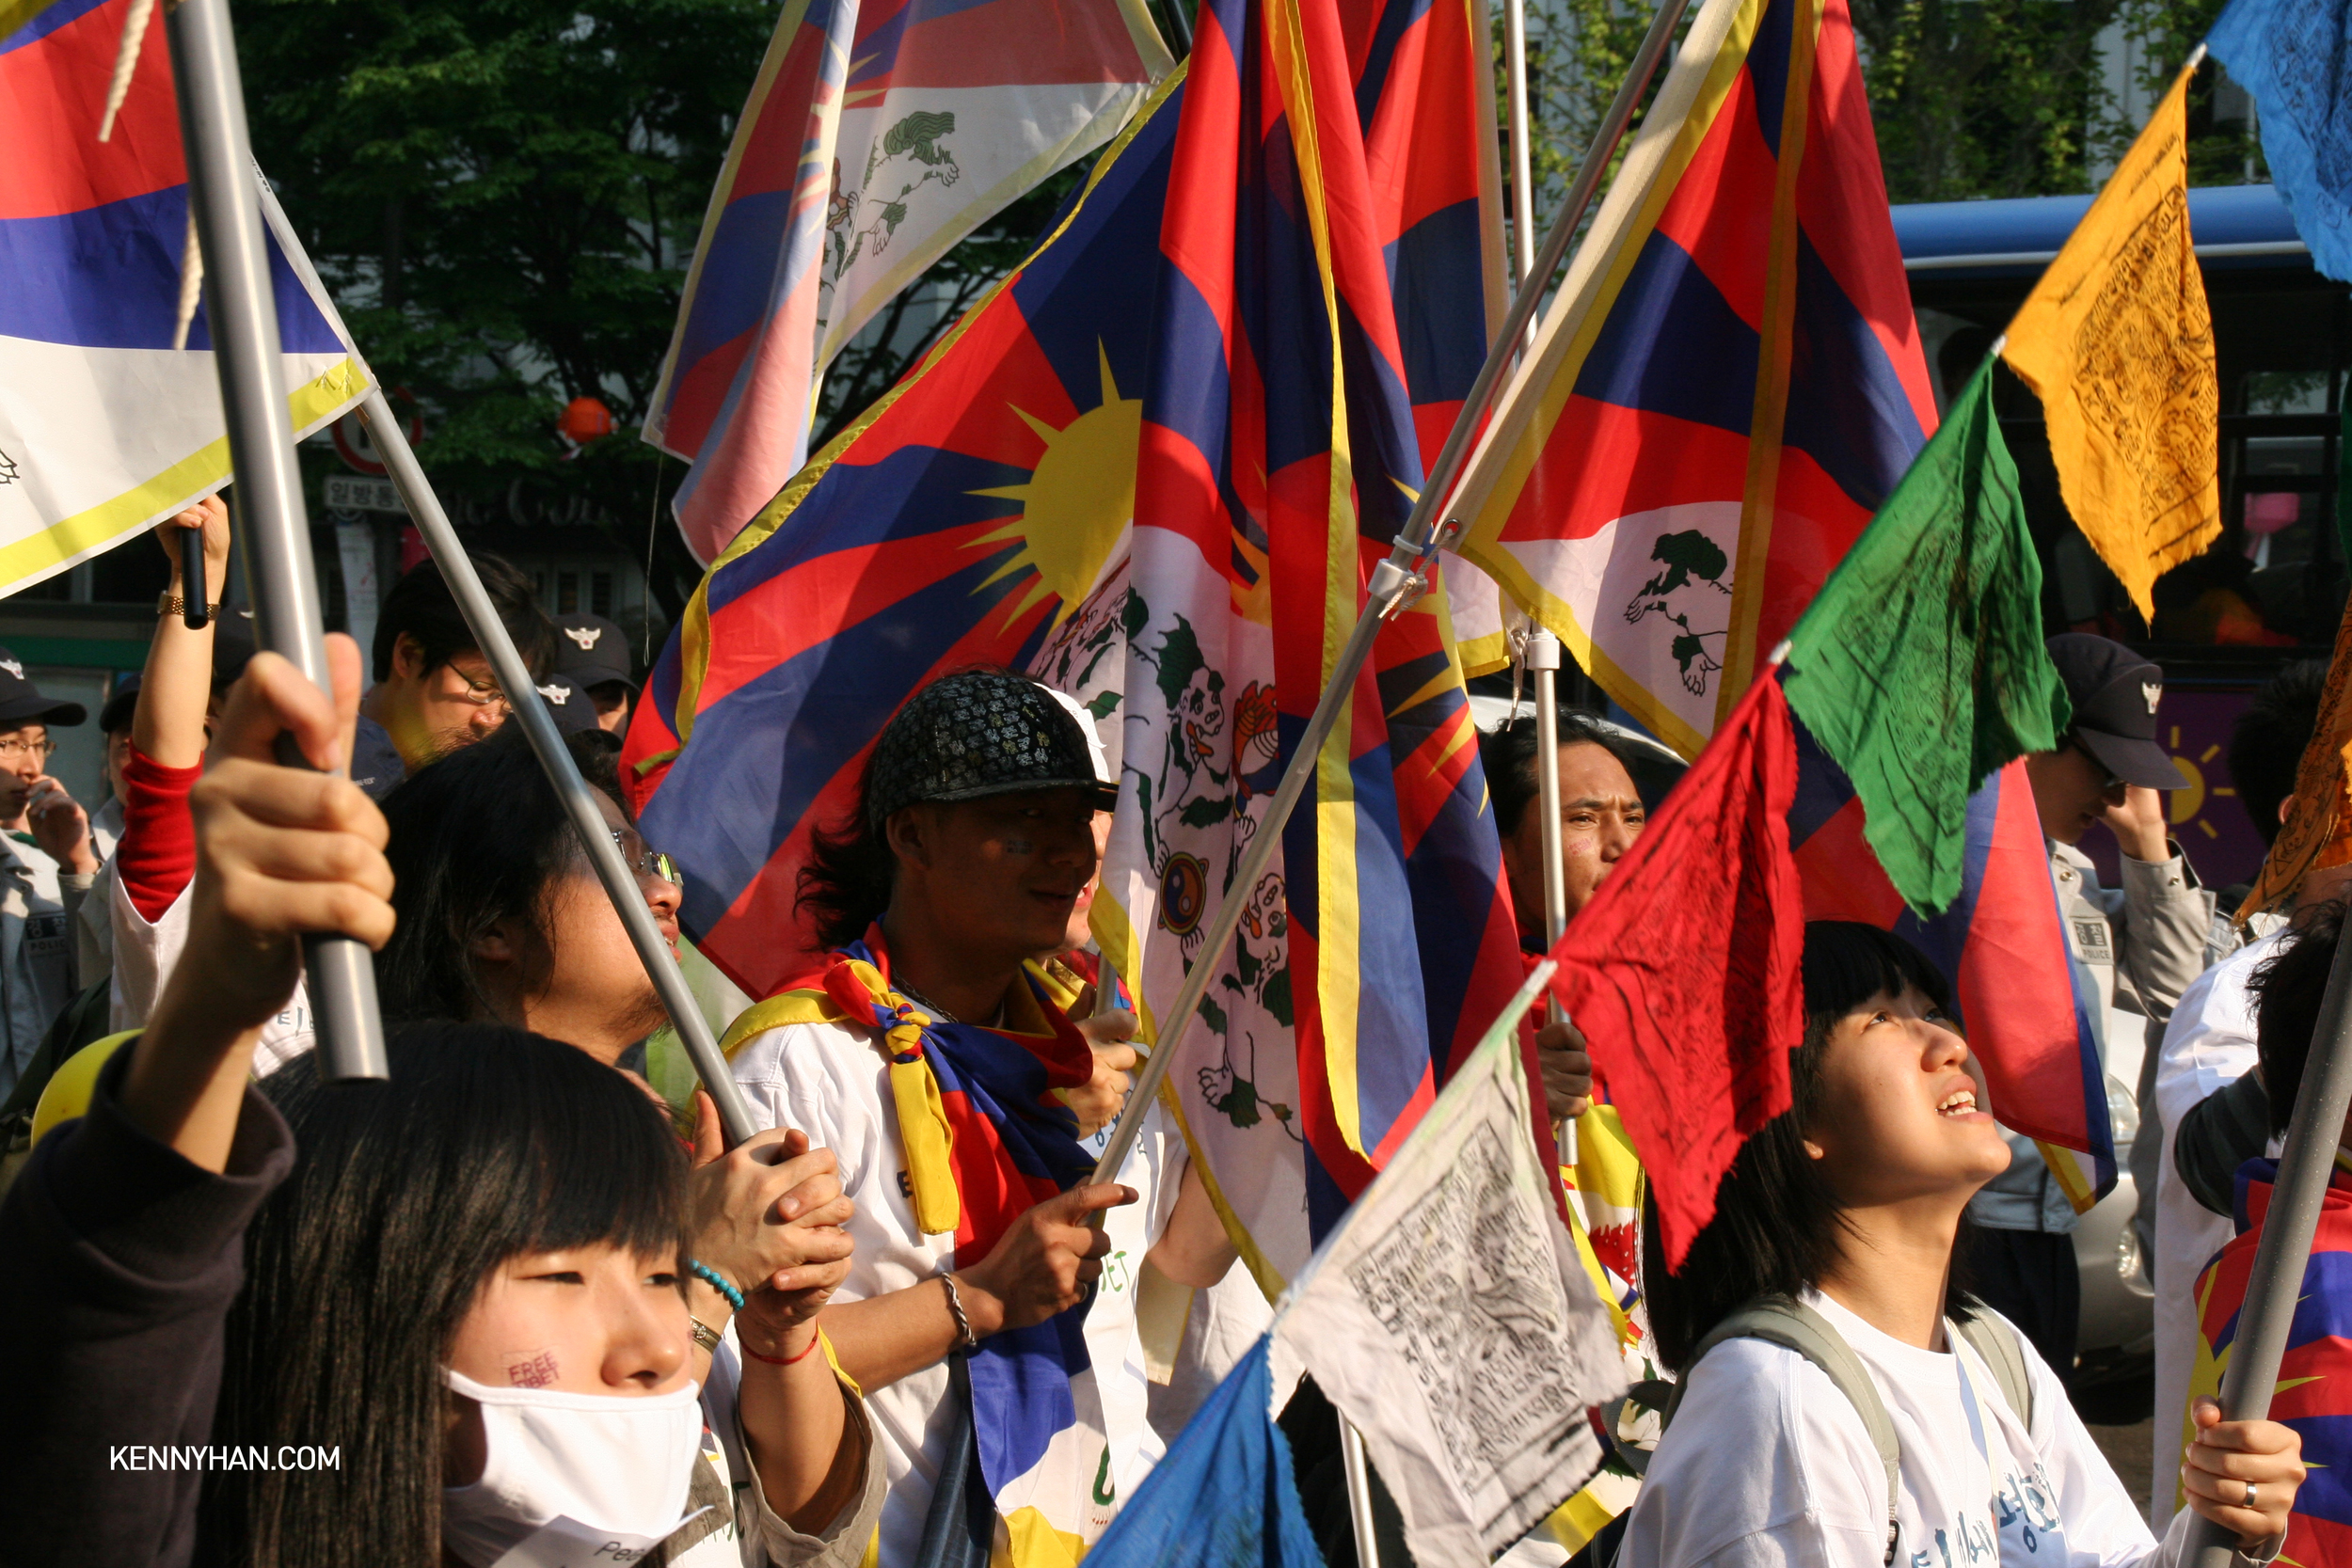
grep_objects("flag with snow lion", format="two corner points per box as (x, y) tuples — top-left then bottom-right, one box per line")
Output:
(1, 0), (370, 596)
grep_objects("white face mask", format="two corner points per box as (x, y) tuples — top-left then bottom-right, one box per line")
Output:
(439, 1368), (704, 1567)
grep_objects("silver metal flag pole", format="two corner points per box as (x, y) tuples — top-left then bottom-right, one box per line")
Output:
(357, 389), (764, 1146)
(1528, 628), (1577, 1166)
(2185, 914), (2352, 1568)
(166, 0), (387, 1081)
(1088, 0), (1694, 1193)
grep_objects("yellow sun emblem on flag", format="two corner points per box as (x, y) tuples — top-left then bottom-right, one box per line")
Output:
(968, 342), (1139, 626)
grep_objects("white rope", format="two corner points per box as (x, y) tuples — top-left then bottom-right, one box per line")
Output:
(96, 0), (159, 142)
(172, 201), (204, 351)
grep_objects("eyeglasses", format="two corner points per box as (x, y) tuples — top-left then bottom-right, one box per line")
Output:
(0, 738), (56, 763)
(441, 664), (511, 716)
(611, 830), (679, 886)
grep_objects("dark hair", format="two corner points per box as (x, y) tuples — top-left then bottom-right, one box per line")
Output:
(1642, 922), (1967, 1369)
(1479, 708), (1645, 837)
(374, 724), (627, 1022)
(2230, 660), (2328, 847)
(371, 554), (557, 687)
(799, 752), (895, 952)
(2251, 899), (2347, 1135)
(203, 1022), (688, 1567)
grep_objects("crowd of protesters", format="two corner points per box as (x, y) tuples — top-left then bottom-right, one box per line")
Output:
(0, 494), (2332, 1567)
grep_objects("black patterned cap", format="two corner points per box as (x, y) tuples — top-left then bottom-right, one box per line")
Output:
(867, 670), (1117, 827)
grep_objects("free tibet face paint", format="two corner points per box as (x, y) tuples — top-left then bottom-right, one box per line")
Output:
(501, 1349), (561, 1388)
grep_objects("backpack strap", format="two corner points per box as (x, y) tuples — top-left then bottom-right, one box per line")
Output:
(1662, 1296), (1902, 1568)
(1950, 1307), (2037, 1431)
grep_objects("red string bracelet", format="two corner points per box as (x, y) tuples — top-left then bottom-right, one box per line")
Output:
(741, 1332), (824, 1367)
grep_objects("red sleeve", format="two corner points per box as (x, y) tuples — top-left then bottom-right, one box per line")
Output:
(119, 745), (202, 925)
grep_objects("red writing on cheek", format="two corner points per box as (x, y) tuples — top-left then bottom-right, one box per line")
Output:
(502, 1349), (560, 1389)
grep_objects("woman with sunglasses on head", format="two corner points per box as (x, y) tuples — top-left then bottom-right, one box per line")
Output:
(373, 722), (858, 1403)
(1612, 922), (2302, 1568)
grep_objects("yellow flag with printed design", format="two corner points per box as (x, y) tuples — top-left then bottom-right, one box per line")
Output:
(2001, 62), (2218, 622)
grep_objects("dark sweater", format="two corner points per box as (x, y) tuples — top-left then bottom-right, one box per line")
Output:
(0, 1041), (294, 1568)
(2175, 1069), (2273, 1217)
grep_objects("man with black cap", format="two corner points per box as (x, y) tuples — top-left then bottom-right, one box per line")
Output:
(553, 610), (638, 735)
(0, 648), (90, 1101)
(1964, 632), (2212, 1378)
(723, 668), (1235, 1565)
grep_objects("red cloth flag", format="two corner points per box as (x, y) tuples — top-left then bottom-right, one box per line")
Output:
(1548, 672), (1807, 1268)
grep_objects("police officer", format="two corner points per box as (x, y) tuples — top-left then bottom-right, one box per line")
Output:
(552, 611), (638, 735)
(1967, 633), (2211, 1377)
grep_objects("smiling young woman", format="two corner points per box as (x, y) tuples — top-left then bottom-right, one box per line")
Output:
(1613, 922), (2305, 1568)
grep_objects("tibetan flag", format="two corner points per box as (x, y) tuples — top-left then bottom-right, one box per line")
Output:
(1788, 728), (2116, 1189)
(1780, 359), (2070, 915)
(2001, 61), (2218, 624)
(0, 0), (369, 597)
(1100, 0), (1525, 1290)
(2210, 0), (2352, 284)
(1547, 671), (1806, 1268)
(643, 0), (1174, 563)
(2186, 1159), (2352, 1560)
(1446, 0), (1933, 758)
(623, 74), (1186, 999)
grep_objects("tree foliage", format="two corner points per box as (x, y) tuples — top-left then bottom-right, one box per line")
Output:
(1500, 0), (2265, 215)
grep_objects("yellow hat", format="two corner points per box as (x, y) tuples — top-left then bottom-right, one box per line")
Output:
(31, 1032), (140, 1147)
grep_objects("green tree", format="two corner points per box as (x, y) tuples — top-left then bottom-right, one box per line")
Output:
(1501, 0), (2263, 214)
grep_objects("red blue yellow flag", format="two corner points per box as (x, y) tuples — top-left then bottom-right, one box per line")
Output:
(1446, 0), (1934, 757)
(1100, 0), (1524, 1279)
(2189, 1159), (2352, 1562)
(642, 0), (1173, 562)
(0, 0), (368, 595)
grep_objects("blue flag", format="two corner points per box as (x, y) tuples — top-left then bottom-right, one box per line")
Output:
(2211, 0), (2352, 282)
(1079, 1338), (1325, 1568)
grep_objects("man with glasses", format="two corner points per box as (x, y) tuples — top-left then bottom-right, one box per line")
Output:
(352, 555), (557, 800)
(0, 648), (89, 1100)
(1966, 632), (2212, 1379)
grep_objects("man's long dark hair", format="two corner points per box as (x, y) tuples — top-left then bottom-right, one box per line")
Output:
(1641, 921), (1974, 1370)
(374, 724), (626, 1022)
(202, 1022), (689, 1567)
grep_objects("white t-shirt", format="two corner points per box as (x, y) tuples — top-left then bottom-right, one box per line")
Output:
(2146, 929), (2283, 1526)
(1618, 1291), (2188, 1568)
(109, 878), (312, 1072)
(729, 1015), (1182, 1567)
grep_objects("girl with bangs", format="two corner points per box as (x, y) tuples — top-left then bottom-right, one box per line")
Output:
(1613, 922), (2305, 1568)
(202, 1025), (883, 1568)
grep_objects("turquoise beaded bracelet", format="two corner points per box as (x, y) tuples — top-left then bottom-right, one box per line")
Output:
(689, 1259), (744, 1312)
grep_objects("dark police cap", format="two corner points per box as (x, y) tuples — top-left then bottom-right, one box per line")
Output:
(2046, 633), (2183, 790)
(866, 670), (1117, 827)
(554, 613), (637, 692)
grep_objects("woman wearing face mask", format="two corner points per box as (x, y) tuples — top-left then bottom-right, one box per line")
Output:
(373, 722), (855, 1391)
(201, 1024), (882, 1568)
(1613, 922), (2305, 1568)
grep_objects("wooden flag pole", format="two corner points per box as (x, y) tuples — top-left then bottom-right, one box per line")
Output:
(2184, 914), (2352, 1567)
(166, 0), (388, 1082)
